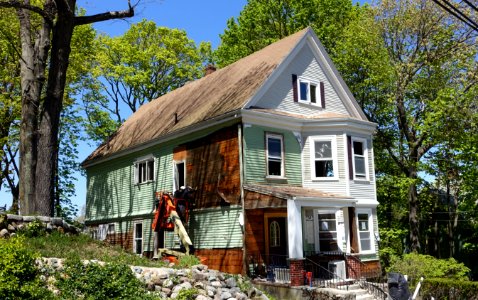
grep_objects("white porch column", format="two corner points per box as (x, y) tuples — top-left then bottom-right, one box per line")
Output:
(287, 199), (303, 259)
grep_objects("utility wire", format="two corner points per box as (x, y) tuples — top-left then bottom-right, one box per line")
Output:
(431, 0), (478, 32)
(440, 0), (478, 28)
(462, 0), (478, 13)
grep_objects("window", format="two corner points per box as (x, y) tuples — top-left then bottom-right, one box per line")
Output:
(311, 137), (337, 179)
(133, 222), (143, 255)
(134, 156), (155, 184)
(107, 223), (115, 235)
(352, 138), (368, 180)
(270, 221), (281, 247)
(317, 212), (339, 252)
(174, 161), (185, 191)
(266, 134), (284, 177)
(357, 210), (374, 253)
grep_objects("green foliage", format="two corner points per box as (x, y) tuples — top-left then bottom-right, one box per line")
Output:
(421, 278), (478, 300)
(19, 219), (47, 238)
(176, 288), (199, 300)
(389, 253), (470, 288)
(176, 255), (200, 269)
(378, 227), (407, 270)
(214, 0), (356, 67)
(27, 231), (167, 268)
(0, 236), (53, 299)
(55, 258), (159, 299)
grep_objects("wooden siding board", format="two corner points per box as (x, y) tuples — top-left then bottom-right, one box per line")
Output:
(255, 46), (349, 116)
(243, 125), (302, 185)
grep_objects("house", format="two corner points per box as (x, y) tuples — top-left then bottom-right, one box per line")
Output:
(82, 27), (380, 285)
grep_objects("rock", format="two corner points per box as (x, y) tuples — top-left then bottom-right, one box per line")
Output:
(133, 267), (142, 274)
(208, 275), (217, 282)
(235, 292), (248, 300)
(193, 269), (209, 281)
(194, 281), (205, 289)
(179, 276), (190, 283)
(17, 224), (25, 231)
(180, 281), (192, 290)
(225, 277), (237, 288)
(196, 295), (212, 300)
(163, 279), (174, 288)
(207, 289), (215, 297)
(154, 285), (162, 292)
(0, 228), (9, 238)
(7, 214), (22, 221)
(161, 287), (172, 295)
(51, 218), (63, 226)
(247, 288), (257, 298)
(172, 284), (184, 294)
(220, 291), (232, 300)
(7, 224), (16, 231)
(171, 292), (178, 299)
(211, 281), (223, 288)
(23, 216), (36, 222)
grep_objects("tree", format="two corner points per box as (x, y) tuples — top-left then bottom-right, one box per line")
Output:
(83, 20), (210, 141)
(214, 0), (356, 67)
(0, 0), (136, 216)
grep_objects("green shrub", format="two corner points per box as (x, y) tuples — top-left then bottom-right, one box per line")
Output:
(176, 254), (200, 269)
(389, 253), (470, 288)
(20, 219), (47, 238)
(0, 236), (53, 299)
(176, 288), (198, 300)
(421, 278), (478, 300)
(55, 258), (160, 299)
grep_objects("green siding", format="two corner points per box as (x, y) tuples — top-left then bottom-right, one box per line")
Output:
(165, 206), (243, 249)
(243, 124), (302, 185)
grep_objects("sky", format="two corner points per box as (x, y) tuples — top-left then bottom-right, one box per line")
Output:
(0, 0), (247, 211)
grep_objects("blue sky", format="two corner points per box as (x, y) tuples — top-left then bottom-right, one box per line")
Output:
(0, 0), (247, 211)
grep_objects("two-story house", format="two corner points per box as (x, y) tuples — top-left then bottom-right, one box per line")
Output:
(82, 27), (380, 285)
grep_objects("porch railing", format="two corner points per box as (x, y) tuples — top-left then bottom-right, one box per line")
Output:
(346, 254), (388, 300)
(247, 254), (290, 283)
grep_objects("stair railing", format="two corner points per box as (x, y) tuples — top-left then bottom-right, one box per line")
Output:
(304, 257), (349, 290)
(346, 254), (389, 300)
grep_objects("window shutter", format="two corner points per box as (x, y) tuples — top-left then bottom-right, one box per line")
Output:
(347, 136), (353, 180)
(320, 81), (325, 108)
(292, 74), (298, 102)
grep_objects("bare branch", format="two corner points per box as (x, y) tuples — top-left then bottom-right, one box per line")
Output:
(74, 0), (134, 26)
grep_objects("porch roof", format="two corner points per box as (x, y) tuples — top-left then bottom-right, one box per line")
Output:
(243, 184), (352, 200)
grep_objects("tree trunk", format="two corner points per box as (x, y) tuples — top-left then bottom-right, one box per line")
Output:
(408, 168), (420, 252)
(35, 1), (76, 217)
(17, 3), (51, 215)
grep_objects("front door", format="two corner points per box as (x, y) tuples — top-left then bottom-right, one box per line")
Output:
(265, 214), (288, 266)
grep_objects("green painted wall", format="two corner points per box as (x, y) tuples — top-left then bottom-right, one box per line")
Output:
(85, 121), (242, 251)
(243, 124), (302, 185)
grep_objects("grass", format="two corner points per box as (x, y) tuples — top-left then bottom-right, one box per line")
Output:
(27, 231), (168, 267)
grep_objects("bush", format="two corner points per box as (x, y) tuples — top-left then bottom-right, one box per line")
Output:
(389, 253), (470, 288)
(176, 288), (199, 300)
(55, 258), (160, 299)
(421, 278), (478, 300)
(0, 236), (53, 299)
(20, 218), (47, 238)
(176, 254), (200, 269)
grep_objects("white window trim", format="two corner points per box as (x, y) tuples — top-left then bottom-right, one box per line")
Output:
(133, 220), (143, 256)
(107, 223), (115, 235)
(133, 155), (156, 185)
(173, 160), (186, 191)
(351, 137), (369, 181)
(356, 209), (375, 254)
(310, 136), (339, 180)
(297, 76), (321, 107)
(266, 133), (285, 178)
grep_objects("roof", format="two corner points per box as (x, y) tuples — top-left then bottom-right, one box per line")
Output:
(243, 184), (351, 200)
(83, 28), (310, 165)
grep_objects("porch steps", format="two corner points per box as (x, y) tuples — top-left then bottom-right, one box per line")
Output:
(337, 283), (377, 300)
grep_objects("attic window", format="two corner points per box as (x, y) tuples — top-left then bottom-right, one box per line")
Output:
(293, 74), (325, 108)
(134, 156), (155, 184)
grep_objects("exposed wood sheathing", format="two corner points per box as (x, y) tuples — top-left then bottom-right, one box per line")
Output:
(180, 126), (241, 208)
(84, 28), (309, 164)
(195, 248), (244, 274)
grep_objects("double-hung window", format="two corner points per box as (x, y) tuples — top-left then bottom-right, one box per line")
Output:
(133, 221), (143, 255)
(134, 156), (155, 184)
(298, 77), (319, 105)
(311, 136), (337, 179)
(266, 134), (284, 177)
(357, 209), (374, 253)
(174, 161), (186, 191)
(352, 137), (368, 180)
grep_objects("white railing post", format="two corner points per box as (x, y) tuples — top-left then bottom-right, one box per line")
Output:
(412, 277), (424, 300)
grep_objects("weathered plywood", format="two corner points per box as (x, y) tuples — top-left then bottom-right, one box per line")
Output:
(195, 248), (243, 274)
(181, 125), (241, 208)
(244, 190), (287, 209)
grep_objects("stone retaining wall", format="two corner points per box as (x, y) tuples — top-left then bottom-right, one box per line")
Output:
(38, 258), (267, 300)
(0, 213), (80, 238)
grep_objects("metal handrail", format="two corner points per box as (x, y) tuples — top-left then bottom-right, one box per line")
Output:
(346, 254), (389, 300)
(304, 257), (349, 290)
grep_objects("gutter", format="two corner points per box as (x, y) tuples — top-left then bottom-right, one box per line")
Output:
(82, 109), (242, 168)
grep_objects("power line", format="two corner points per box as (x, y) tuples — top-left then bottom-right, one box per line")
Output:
(431, 0), (478, 32)
(462, 0), (478, 13)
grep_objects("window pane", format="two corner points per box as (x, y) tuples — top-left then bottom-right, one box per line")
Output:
(315, 141), (332, 158)
(268, 138), (281, 157)
(319, 213), (335, 220)
(353, 141), (364, 155)
(315, 160), (334, 177)
(176, 162), (185, 188)
(147, 160), (154, 181)
(268, 160), (282, 176)
(355, 157), (366, 176)
(135, 240), (142, 254)
(319, 220), (336, 231)
(135, 223), (142, 239)
(360, 239), (371, 251)
(138, 162), (145, 183)
(300, 81), (308, 100)
(310, 84), (317, 103)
